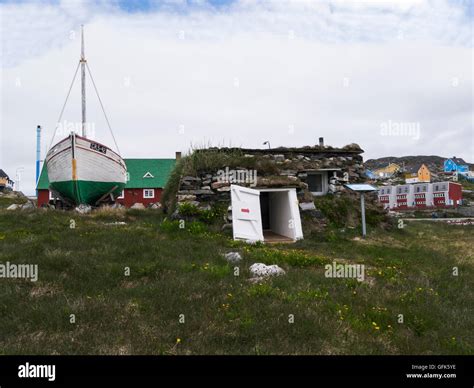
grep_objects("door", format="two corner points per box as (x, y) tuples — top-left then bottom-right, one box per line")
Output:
(230, 185), (264, 241)
(288, 189), (304, 240)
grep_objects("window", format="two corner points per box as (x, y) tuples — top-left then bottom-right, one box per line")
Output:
(307, 173), (324, 194)
(118, 190), (124, 199)
(143, 189), (155, 199)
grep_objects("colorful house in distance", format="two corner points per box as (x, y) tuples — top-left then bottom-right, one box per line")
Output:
(404, 163), (431, 184)
(444, 157), (469, 173)
(373, 163), (401, 178)
(0, 169), (14, 191)
(37, 158), (176, 208)
(364, 169), (377, 180)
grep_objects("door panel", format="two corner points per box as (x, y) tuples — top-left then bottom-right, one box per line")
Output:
(231, 185), (264, 241)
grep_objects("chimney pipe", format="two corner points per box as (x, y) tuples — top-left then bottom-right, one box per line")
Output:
(36, 125), (41, 191)
(175, 151), (182, 160)
(319, 137), (324, 147)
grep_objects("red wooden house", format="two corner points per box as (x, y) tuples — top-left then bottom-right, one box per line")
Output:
(37, 158), (176, 208)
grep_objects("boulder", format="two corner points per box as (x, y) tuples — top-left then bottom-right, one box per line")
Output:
(130, 203), (145, 210)
(249, 263), (286, 278)
(6, 204), (20, 211)
(148, 202), (162, 210)
(223, 252), (242, 264)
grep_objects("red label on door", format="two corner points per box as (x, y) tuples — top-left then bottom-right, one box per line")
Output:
(241, 208), (250, 213)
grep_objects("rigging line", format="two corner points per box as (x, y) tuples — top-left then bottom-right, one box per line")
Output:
(47, 61), (81, 152)
(85, 62), (121, 155)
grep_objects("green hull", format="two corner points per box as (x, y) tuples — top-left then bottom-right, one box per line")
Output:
(50, 180), (125, 205)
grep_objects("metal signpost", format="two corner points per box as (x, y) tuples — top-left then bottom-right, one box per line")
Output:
(345, 184), (378, 238)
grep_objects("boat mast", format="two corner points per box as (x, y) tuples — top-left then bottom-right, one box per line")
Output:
(80, 25), (86, 138)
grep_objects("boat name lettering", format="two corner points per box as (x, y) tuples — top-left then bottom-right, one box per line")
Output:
(90, 143), (107, 154)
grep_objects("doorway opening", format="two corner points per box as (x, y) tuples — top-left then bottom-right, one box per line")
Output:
(231, 185), (303, 243)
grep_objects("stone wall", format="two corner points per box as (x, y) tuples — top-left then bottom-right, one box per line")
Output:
(173, 144), (365, 215)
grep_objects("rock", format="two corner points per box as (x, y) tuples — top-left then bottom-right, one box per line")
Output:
(280, 170), (297, 176)
(182, 176), (201, 183)
(177, 194), (197, 202)
(178, 189), (214, 195)
(21, 201), (35, 210)
(6, 204), (20, 210)
(223, 252), (242, 264)
(75, 204), (92, 214)
(200, 186), (211, 191)
(249, 263), (286, 278)
(299, 202), (316, 211)
(216, 186), (231, 192)
(148, 202), (162, 210)
(273, 154), (285, 162)
(111, 203), (125, 209)
(211, 181), (230, 190)
(343, 143), (362, 151)
(130, 203), (145, 210)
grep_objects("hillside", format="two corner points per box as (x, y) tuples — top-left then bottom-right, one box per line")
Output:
(364, 155), (473, 173)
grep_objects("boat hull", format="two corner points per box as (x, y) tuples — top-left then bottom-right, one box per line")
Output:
(46, 134), (127, 205)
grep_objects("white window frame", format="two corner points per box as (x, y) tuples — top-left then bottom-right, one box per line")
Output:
(307, 172), (327, 196)
(143, 189), (155, 199)
(117, 190), (125, 199)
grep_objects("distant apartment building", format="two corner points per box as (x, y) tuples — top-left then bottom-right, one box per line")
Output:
(378, 181), (462, 210)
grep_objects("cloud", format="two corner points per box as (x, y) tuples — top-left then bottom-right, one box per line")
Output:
(1, 0), (472, 195)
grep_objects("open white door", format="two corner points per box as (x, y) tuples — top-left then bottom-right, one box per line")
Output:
(288, 189), (304, 240)
(230, 184), (264, 242)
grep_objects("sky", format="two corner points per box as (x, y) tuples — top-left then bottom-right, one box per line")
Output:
(0, 0), (473, 195)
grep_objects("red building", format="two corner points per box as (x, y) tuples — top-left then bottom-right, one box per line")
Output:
(36, 157), (177, 208)
(378, 181), (463, 210)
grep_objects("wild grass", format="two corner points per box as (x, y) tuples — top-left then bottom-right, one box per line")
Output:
(0, 208), (472, 355)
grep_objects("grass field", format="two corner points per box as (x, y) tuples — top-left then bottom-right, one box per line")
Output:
(0, 206), (472, 355)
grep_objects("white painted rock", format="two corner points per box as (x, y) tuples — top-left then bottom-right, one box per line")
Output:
(6, 204), (20, 210)
(299, 202), (316, 211)
(249, 263), (286, 277)
(130, 203), (145, 209)
(224, 252), (242, 264)
(75, 204), (92, 214)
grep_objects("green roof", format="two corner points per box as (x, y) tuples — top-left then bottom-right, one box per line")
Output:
(37, 158), (176, 190)
(124, 159), (176, 189)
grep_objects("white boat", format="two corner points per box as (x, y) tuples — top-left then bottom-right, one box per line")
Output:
(45, 26), (126, 205)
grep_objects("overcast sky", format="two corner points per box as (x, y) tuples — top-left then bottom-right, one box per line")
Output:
(1, 0), (473, 195)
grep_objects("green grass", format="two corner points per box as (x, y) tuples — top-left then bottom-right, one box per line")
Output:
(0, 208), (472, 355)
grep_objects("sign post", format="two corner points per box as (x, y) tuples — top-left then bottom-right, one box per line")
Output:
(345, 184), (378, 238)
